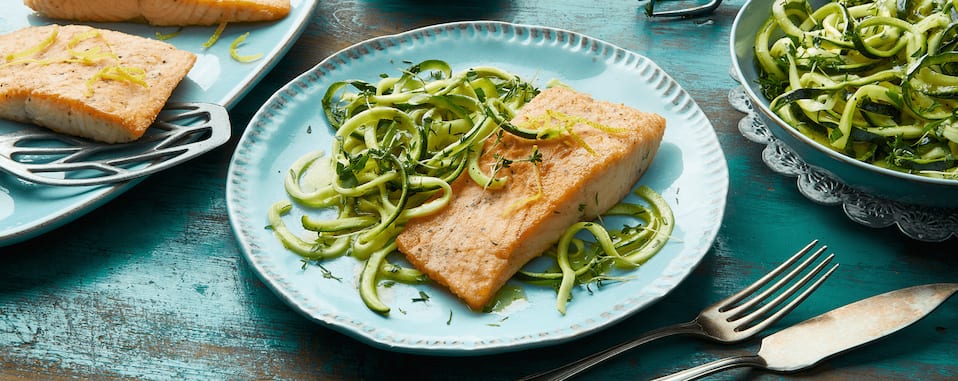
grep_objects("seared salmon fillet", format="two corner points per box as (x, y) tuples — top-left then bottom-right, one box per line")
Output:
(23, 0), (291, 26)
(0, 25), (196, 143)
(396, 86), (666, 310)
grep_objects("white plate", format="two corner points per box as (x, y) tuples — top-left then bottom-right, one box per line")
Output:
(227, 21), (729, 355)
(0, 0), (318, 246)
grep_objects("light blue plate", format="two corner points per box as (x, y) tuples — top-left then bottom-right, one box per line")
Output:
(0, 0), (318, 246)
(227, 21), (729, 355)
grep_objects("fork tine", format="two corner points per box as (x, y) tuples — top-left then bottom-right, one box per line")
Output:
(718, 239), (821, 310)
(726, 244), (830, 318)
(740, 252), (836, 319)
(738, 258), (839, 335)
(516, 240), (838, 381)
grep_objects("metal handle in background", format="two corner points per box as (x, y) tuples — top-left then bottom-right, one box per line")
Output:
(647, 0), (723, 18)
(651, 354), (766, 381)
(518, 321), (704, 381)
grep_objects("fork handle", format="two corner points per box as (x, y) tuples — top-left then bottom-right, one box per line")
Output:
(517, 321), (703, 381)
(650, 354), (766, 381)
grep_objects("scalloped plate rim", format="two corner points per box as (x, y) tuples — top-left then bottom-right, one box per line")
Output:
(227, 20), (730, 355)
(0, 0), (319, 247)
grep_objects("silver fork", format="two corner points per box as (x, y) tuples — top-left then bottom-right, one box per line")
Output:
(517, 240), (839, 381)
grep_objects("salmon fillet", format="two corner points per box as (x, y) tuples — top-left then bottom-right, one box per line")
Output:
(23, 0), (291, 26)
(0, 25), (196, 143)
(395, 86), (666, 310)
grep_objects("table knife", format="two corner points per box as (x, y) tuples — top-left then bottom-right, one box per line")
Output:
(653, 282), (958, 381)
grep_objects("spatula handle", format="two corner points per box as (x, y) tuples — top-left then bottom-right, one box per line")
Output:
(650, 354), (765, 381)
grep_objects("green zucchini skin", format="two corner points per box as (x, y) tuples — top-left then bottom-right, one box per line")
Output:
(756, 0), (958, 179)
(271, 60), (673, 315)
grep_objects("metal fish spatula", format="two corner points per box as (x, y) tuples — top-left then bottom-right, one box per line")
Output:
(653, 283), (958, 380)
(0, 102), (230, 187)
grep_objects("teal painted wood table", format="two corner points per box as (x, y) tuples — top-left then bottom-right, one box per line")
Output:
(2, 0), (956, 380)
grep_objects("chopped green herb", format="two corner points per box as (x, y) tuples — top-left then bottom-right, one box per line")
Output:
(412, 290), (430, 303)
(317, 263), (342, 281)
(269, 60), (672, 317)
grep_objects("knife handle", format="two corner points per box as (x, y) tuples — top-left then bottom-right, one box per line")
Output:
(651, 354), (766, 381)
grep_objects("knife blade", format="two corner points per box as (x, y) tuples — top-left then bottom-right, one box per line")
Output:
(653, 283), (958, 381)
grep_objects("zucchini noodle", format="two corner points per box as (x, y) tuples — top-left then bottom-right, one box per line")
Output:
(272, 60), (673, 315)
(517, 186), (674, 315)
(755, 0), (958, 178)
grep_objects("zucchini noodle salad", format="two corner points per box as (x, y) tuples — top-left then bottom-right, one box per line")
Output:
(756, 0), (958, 177)
(268, 59), (673, 315)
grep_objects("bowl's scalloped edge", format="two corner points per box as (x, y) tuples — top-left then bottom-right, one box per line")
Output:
(728, 85), (958, 242)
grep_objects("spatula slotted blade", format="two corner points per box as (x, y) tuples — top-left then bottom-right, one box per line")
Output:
(0, 102), (230, 186)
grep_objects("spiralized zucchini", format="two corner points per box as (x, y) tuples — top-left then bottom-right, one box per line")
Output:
(270, 60), (672, 315)
(516, 186), (673, 315)
(756, 0), (958, 178)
